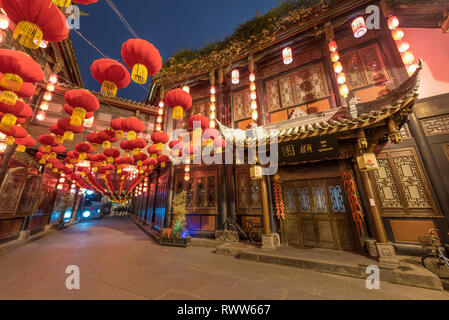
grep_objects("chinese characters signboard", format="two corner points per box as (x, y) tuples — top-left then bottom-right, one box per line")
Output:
(279, 136), (339, 163)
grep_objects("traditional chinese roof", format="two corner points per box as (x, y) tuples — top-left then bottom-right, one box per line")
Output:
(217, 60), (422, 145)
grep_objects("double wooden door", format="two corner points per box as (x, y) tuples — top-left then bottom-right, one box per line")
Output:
(283, 178), (357, 251)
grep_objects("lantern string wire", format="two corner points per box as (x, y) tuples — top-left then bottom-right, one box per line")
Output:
(72, 29), (109, 58)
(105, 0), (140, 39)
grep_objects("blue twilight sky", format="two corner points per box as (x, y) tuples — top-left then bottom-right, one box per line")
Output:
(70, 0), (281, 102)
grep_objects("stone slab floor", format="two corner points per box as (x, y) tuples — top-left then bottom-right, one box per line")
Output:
(0, 217), (448, 300)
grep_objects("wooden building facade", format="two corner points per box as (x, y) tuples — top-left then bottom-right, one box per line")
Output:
(134, 0), (449, 257)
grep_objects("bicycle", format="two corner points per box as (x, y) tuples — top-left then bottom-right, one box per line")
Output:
(420, 229), (449, 279)
(222, 216), (263, 245)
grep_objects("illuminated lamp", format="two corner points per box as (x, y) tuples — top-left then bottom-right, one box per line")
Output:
(82, 210), (91, 218)
(0, 14), (9, 30)
(182, 86), (190, 93)
(49, 74), (58, 84)
(249, 73), (256, 82)
(185, 165), (190, 173)
(333, 62), (343, 73)
(251, 100), (257, 110)
(209, 121), (215, 129)
(337, 73), (347, 85)
(396, 40), (410, 53)
(232, 70), (240, 84)
(36, 111), (46, 121)
(157, 116), (163, 123)
(43, 91), (52, 101)
(210, 112), (216, 120)
(339, 84), (349, 98)
(388, 16), (400, 30)
(46, 83), (55, 92)
(83, 117), (94, 128)
(282, 47), (293, 65)
(250, 82), (256, 91)
(250, 91), (257, 101)
(57, 184), (63, 190)
(210, 95), (216, 103)
(184, 173), (190, 181)
(210, 103), (216, 112)
(351, 17), (367, 38)
(0, 142), (7, 153)
(392, 29), (404, 41)
(38, 40), (48, 49)
(210, 86), (216, 95)
(328, 41), (338, 52)
(0, 31), (4, 44)
(252, 110), (258, 121)
(330, 52), (340, 63)
(158, 101), (164, 108)
(407, 64), (419, 76)
(402, 51), (415, 65)
(157, 108), (164, 115)
(156, 124), (161, 131)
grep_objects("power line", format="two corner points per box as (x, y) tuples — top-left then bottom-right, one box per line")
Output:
(105, 0), (139, 39)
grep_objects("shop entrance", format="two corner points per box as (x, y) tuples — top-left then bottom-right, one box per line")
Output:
(283, 178), (357, 251)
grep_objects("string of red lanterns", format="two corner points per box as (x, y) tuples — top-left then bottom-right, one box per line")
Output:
(388, 16), (418, 76)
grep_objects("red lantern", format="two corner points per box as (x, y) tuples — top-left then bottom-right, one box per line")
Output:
(388, 16), (400, 30)
(165, 89), (193, 120)
(104, 148), (121, 163)
(99, 129), (118, 149)
(151, 131), (169, 151)
(131, 137), (146, 155)
(0, 99), (32, 126)
(133, 152), (148, 167)
(64, 89), (99, 126)
(351, 17), (367, 38)
(15, 135), (36, 152)
(121, 39), (162, 84)
(121, 117), (145, 141)
(328, 41), (338, 52)
(75, 142), (93, 161)
(147, 145), (162, 159)
(111, 118), (124, 139)
(282, 47), (293, 65)
(57, 118), (85, 141)
(157, 155), (170, 169)
(1, 0), (69, 49)
(91, 59), (131, 97)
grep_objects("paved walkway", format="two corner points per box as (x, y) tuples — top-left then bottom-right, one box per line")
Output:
(0, 217), (448, 300)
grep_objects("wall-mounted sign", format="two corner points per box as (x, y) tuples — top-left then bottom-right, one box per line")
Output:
(357, 153), (379, 171)
(250, 165), (263, 180)
(279, 135), (339, 163)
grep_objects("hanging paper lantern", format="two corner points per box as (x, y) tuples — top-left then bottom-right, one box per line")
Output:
(131, 138), (146, 155)
(57, 118), (85, 141)
(98, 129), (118, 149)
(91, 59), (131, 97)
(121, 117), (145, 141)
(49, 124), (66, 144)
(337, 73), (347, 85)
(64, 89), (99, 127)
(188, 114), (209, 139)
(339, 84), (349, 98)
(133, 152), (147, 167)
(333, 62), (343, 74)
(213, 137), (226, 154)
(111, 118), (124, 139)
(75, 142), (93, 161)
(14, 135), (35, 152)
(0, 14), (9, 30)
(151, 131), (169, 151)
(169, 140), (183, 157)
(165, 88), (193, 120)
(388, 16), (400, 30)
(157, 155), (170, 169)
(121, 39), (162, 84)
(104, 148), (120, 163)
(231, 70), (240, 84)
(401, 51), (415, 65)
(328, 41), (338, 52)
(182, 86), (190, 93)
(120, 139), (134, 156)
(396, 40), (410, 53)
(147, 145), (162, 159)
(0, 50), (43, 105)
(351, 17), (367, 38)
(330, 52), (340, 63)
(1, 0), (69, 49)
(38, 134), (57, 155)
(0, 99), (32, 127)
(392, 29), (405, 41)
(282, 47), (293, 65)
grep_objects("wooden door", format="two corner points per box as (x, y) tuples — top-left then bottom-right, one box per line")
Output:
(283, 178), (357, 251)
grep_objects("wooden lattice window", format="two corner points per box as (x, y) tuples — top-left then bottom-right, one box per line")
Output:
(421, 115), (449, 136)
(235, 166), (262, 215)
(372, 148), (437, 216)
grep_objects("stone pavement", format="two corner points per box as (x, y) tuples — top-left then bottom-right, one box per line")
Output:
(0, 217), (448, 300)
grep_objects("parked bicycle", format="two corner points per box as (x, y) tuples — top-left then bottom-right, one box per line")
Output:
(420, 229), (449, 279)
(223, 216), (262, 245)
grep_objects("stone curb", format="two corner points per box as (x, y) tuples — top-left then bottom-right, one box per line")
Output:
(238, 250), (443, 292)
(129, 218), (161, 244)
(0, 221), (80, 256)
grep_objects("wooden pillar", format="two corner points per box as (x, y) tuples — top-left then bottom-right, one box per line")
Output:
(226, 164), (236, 220)
(218, 165), (227, 227)
(260, 176), (271, 235)
(164, 166), (174, 229)
(355, 130), (388, 244)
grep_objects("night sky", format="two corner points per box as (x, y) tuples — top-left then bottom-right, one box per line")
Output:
(70, 0), (281, 103)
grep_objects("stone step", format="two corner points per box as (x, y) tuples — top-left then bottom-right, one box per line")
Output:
(238, 249), (443, 291)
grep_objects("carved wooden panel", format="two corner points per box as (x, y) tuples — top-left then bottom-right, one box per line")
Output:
(340, 51), (368, 90)
(17, 175), (43, 214)
(373, 159), (403, 209)
(279, 75), (296, 108)
(293, 63), (329, 105)
(266, 79), (281, 112)
(0, 170), (27, 214)
(35, 178), (57, 215)
(232, 89), (251, 122)
(421, 115), (449, 136)
(235, 166), (262, 215)
(373, 148), (437, 216)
